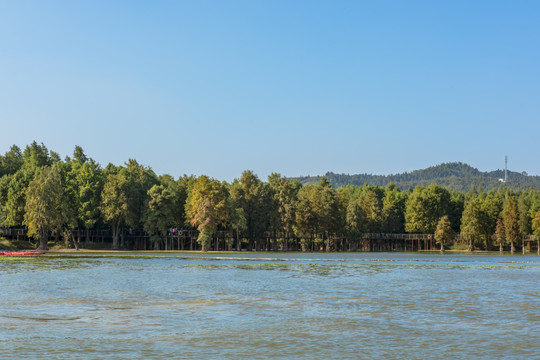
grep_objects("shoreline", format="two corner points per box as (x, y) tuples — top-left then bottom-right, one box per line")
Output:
(43, 248), (536, 256)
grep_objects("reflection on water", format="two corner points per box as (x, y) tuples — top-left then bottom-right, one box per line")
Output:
(1, 253), (539, 359)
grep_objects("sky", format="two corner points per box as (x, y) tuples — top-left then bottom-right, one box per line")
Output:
(1, 0), (539, 181)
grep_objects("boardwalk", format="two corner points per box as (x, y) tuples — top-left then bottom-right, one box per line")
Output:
(1, 228), (538, 253)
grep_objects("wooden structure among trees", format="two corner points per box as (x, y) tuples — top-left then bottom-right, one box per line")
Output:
(4, 227), (538, 253)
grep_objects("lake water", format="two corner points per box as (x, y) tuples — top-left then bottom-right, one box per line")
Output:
(1, 252), (539, 359)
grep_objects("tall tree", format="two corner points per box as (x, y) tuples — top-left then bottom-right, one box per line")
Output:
(76, 160), (103, 236)
(518, 196), (531, 238)
(531, 211), (540, 255)
(405, 184), (451, 233)
(381, 184), (406, 233)
(359, 187), (383, 233)
(295, 178), (340, 250)
(0, 145), (23, 177)
(503, 197), (520, 254)
(101, 173), (128, 249)
(185, 175), (229, 251)
(480, 194), (502, 250)
(267, 173), (300, 250)
(120, 159), (158, 230)
(434, 215), (453, 253)
(22, 141), (51, 174)
(346, 194), (364, 242)
(495, 218), (506, 254)
(176, 175), (197, 227)
(230, 171), (273, 250)
(144, 184), (175, 249)
(23, 166), (65, 250)
(3, 169), (33, 227)
(460, 198), (484, 252)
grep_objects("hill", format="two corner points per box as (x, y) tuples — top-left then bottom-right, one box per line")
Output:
(294, 162), (540, 191)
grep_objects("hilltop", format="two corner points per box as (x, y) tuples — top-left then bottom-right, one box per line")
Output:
(294, 162), (540, 191)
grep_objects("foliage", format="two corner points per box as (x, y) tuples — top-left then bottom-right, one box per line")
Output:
(2, 141), (540, 252)
(495, 218), (506, 252)
(101, 173), (128, 249)
(434, 215), (453, 252)
(460, 198), (484, 251)
(23, 166), (65, 250)
(144, 184), (175, 236)
(295, 162), (540, 191)
(503, 197), (521, 254)
(230, 171), (273, 248)
(532, 211), (540, 239)
(405, 184), (451, 233)
(185, 175), (229, 251)
(295, 178), (340, 246)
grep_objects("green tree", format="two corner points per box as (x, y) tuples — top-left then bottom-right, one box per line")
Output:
(185, 175), (229, 251)
(518, 196), (531, 237)
(267, 173), (300, 251)
(480, 194), (502, 250)
(346, 194), (364, 241)
(3, 142), (55, 227)
(495, 218), (506, 254)
(503, 197), (520, 255)
(23, 166), (65, 250)
(359, 187), (383, 233)
(531, 211), (540, 255)
(77, 161), (103, 233)
(144, 184), (175, 249)
(120, 159), (158, 230)
(0, 145), (23, 177)
(295, 184), (318, 249)
(228, 202), (247, 251)
(460, 198), (484, 252)
(176, 175), (197, 227)
(434, 215), (453, 253)
(3, 169), (33, 227)
(405, 184), (451, 233)
(295, 178), (340, 251)
(22, 141), (51, 174)
(381, 184), (406, 233)
(101, 173), (128, 249)
(230, 171), (273, 251)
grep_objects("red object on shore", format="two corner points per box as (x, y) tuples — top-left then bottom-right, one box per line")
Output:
(0, 251), (46, 256)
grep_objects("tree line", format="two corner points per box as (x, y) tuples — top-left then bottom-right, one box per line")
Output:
(1, 142), (540, 252)
(297, 162), (540, 192)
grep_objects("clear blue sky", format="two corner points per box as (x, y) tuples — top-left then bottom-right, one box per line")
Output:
(1, 0), (539, 181)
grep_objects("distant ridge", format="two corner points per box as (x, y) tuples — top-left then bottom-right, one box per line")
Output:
(294, 162), (540, 191)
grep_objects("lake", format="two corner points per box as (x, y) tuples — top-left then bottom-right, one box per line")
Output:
(1, 252), (539, 359)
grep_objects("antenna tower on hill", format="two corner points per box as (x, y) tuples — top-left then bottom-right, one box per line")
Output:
(504, 155), (508, 182)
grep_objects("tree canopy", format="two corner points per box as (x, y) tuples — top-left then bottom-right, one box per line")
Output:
(1, 142), (540, 253)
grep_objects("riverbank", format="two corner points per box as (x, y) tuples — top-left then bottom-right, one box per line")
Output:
(3, 237), (536, 256)
(43, 249), (537, 257)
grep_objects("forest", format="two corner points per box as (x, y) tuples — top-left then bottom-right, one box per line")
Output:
(1, 142), (540, 253)
(296, 162), (540, 191)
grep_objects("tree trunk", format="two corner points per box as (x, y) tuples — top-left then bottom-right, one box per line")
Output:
(440, 242), (444, 254)
(499, 243), (503, 254)
(38, 228), (48, 251)
(511, 241), (515, 255)
(72, 233), (79, 251)
(468, 239), (473, 252)
(112, 224), (119, 250)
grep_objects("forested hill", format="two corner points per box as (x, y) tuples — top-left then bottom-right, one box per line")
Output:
(294, 162), (540, 191)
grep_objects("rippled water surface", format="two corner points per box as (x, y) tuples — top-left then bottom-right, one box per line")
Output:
(1, 252), (539, 359)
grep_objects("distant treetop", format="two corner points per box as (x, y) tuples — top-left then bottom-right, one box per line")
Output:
(294, 162), (540, 191)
